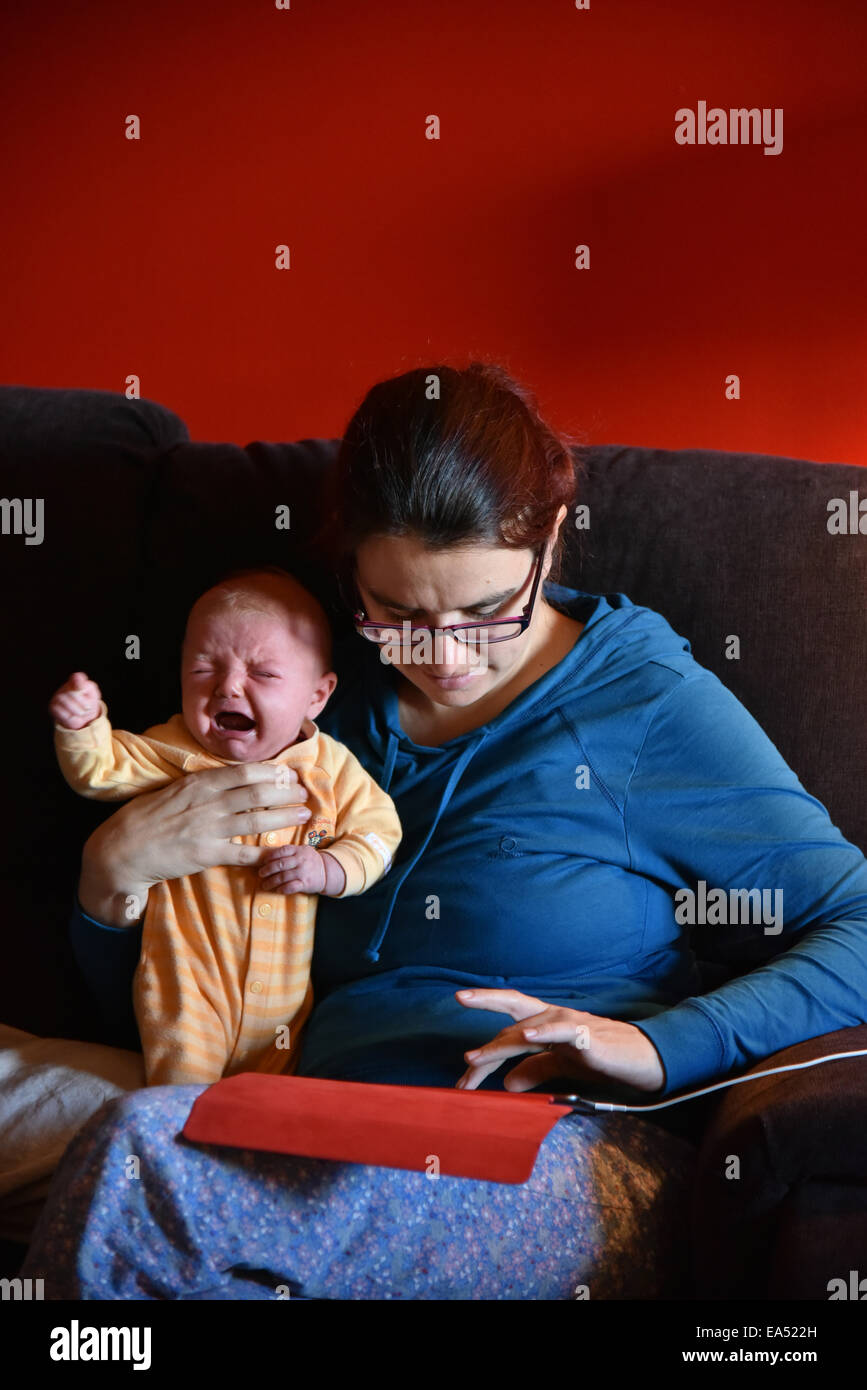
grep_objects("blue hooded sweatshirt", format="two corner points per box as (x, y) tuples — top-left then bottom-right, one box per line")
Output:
(293, 585), (867, 1094)
(71, 586), (867, 1097)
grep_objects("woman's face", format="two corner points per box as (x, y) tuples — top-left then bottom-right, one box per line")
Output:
(353, 532), (557, 709)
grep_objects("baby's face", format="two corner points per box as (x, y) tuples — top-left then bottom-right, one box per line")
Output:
(181, 607), (332, 762)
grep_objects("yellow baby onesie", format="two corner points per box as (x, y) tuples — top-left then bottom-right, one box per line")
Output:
(55, 706), (402, 1085)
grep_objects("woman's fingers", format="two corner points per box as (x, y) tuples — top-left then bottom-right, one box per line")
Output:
(456, 1044), (547, 1090)
(455, 987), (548, 1023)
(462, 1020), (549, 1067)
(179, 761), (307, 807)
(219, 767), (312, 834)
(171, 763), (312, 836)
(521, 1018), (593, 1050)
(456, 1023), (550, 1090)
(221, 840), (267, 868)
(501, 1052), (586, 1093)
(500, 1050), (575, 1095)
(457, 1032), (589, 1092)
(230, 806), (312, 837)
(225, 777), (308, 811)
(455, 1002), (600, 1091)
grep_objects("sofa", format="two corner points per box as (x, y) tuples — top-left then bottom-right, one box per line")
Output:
(1, 384), (865, 1298)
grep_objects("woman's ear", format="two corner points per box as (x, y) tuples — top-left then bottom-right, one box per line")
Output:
(542, 505), (570, 579)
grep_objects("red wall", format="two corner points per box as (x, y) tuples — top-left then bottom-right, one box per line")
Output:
(2, 0), (864, 462)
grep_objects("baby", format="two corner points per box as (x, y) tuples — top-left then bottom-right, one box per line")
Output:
(50, 567), (402, 1086)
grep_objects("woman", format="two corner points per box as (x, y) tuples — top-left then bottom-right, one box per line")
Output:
(21, 362), (867, 1299)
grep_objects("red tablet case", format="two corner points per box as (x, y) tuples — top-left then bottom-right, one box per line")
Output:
(182, 1074), (574, 1184)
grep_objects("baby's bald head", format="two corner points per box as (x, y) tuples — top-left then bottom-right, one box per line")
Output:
(184, 568), (333, 674)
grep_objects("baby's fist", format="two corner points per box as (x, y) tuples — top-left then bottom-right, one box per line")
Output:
(50, 672), (103, 730)
(257, 843), (327, 895)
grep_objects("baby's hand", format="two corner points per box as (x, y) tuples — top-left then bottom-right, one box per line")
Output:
(257, 843), (349, 896)
(50, 671), (103, 730)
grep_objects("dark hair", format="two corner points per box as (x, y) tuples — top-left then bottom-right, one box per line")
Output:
(322, 362), (586, 584)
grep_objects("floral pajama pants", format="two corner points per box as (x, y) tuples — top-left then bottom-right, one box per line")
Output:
(22, 1085), (696, 1300)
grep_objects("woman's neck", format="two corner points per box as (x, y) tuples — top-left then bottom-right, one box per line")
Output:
(396, 601), (585, 747)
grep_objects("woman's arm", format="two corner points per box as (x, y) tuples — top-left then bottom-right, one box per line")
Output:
(71, 762), (314, 1046)
(620, 673), (867, 1093)
(458, 670), (867, 1096)
(77, 760), (313, 925)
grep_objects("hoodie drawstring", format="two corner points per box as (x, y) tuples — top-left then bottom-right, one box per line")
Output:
(363, 728), (491, 963)
(380, 730), (399, 794)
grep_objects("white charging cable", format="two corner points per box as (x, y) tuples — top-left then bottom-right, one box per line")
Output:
(559, 1048), (867, 1112)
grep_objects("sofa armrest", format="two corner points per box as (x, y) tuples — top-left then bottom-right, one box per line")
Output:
(691, 1023), (867, 1298)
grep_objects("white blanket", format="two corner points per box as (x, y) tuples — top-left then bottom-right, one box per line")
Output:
(0, 1024), (144, 1242)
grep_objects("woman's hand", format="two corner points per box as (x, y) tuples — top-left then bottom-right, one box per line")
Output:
(454, 988), (665, 1094)
(78, 762), (312, 928)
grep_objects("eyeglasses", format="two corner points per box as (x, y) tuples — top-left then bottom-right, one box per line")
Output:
(352, 544), (547, 648)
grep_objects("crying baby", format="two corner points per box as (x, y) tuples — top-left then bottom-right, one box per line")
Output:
(50, 566), (402, 1086)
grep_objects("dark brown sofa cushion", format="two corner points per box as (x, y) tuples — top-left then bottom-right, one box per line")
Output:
(691, 1023), (867, 1298)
